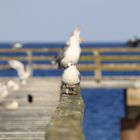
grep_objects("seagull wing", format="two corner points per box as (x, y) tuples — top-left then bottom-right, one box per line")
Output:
(52, 31), (78, 68)
(52, 44), (68, 65)
(24, 65), (31, 79)
(53, 32), (77, 63)
(8, 60), (25, 77)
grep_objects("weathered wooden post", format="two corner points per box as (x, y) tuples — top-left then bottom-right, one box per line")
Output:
(27, 50), (33, 77)
(121, 88), (140, 140)
(45, 82), (85, 140)
(93, 50), (102, 82)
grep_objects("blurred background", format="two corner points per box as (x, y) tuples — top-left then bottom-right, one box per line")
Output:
(0, 1), (140, 140)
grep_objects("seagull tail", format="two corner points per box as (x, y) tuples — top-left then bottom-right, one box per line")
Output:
(51, 55), (66, 69)
(51, 55), (60, 64)
(51, 56), (64, 69)
(58, 62), (65, 69)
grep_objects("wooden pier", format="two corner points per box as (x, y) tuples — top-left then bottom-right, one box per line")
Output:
(0, 78), (60, 140)
(0, 77), (86, 140)
(1, 47), (140, 139)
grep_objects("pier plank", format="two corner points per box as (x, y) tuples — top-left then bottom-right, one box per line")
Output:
(0, 78), (60, 140)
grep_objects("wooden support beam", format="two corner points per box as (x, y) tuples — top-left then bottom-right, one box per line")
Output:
(127, 88), (140, 106)
(2, 63), (140, 71)
(27, 50), (33, 77)
(1, 55), (140, 62)
(1, 47), (140, 53)
(125, 88), (140, 119)
(45, 83), (85, 140)
(121, 119), (140, 140)
(93, 50), (102, 81)
(121, 88), (140, 140)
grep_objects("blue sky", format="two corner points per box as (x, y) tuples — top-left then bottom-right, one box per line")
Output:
(0, 0), (140, 42)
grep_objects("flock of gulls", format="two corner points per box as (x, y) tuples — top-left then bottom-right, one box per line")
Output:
(0, 27), (83, 109)
(0, 43), (31, 109)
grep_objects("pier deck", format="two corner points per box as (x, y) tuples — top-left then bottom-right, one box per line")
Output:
(0, 77), (140, 140)
(0, 78), (60, 140)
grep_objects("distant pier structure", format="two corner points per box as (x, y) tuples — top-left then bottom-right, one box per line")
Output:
(1, 46), (140, 139)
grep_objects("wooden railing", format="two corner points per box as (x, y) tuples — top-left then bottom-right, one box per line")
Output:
(0, 47), (140, 80)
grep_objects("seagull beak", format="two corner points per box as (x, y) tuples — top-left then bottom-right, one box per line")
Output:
(80, 37), (84, 43)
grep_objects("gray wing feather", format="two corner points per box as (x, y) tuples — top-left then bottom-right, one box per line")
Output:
(52, 43), (69, 68)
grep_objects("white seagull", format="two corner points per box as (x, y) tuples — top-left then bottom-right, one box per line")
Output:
(52, 28), (83, 68)
(7, 80), (20, 91)
(8, 60), (31, 84)
(12, 42), (23, 49)
(0, 82), (19, 109)
(3, 100), (19, 109)
(0, 84), (8, 99)
(61, 62), (80, 85)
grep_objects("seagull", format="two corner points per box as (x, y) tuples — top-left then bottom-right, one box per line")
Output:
(2, 100), (19, 109)
(61, 62), (80, 85)
(0, 81), (19, 109)
(52, 28), (83, 68)
(12, 42), (23, 49)
(7, 80), (20, 91)
(0, 84), (8, 99)
(8, 60), (31, 84)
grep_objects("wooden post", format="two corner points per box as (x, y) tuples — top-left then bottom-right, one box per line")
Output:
(121, 118), (140, 140)
(27, 50), (33, 77)
(45, 83), (85, 140)
(93, 50), (102, 82)
(121, 88), (140, 140)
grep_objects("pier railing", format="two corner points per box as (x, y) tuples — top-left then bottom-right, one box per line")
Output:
(0, 47), (140, 80)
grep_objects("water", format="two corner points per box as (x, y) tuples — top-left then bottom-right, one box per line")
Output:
(0, 42), (127, 48)
(81, 88), (126, 140)
(0, 42), (138, 140)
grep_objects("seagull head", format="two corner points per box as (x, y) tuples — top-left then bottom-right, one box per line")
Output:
(73, 27), (81, 37)
(73, 28), (84, 43)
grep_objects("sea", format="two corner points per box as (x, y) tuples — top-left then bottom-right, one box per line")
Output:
(0, 42), (139, 140)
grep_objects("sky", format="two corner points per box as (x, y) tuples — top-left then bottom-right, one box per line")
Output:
(0, 0), (140, 42)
